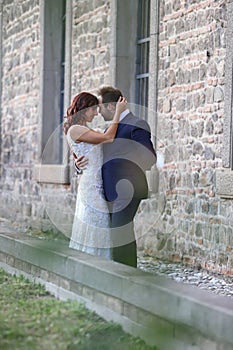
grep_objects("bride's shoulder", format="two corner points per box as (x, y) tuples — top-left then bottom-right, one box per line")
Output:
(93, 127), (104, 133)
(69, 124), (89, 131)
(69, 124), (89, 142)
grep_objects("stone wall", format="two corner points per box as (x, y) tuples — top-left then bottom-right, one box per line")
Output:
(0, 0), (233, 274)
(0, 0), (41, 223)
(136, 0), (233, 274)
(0, 0), (112, 233)
(71, 0), (111, 94)
(36, 0), (112, 235)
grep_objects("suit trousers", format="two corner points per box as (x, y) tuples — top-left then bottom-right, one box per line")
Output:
(109, 197), (141, 268)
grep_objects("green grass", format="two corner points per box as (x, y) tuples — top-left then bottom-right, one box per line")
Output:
(0, 269), (157, 350)
(26, 228), (69, 241)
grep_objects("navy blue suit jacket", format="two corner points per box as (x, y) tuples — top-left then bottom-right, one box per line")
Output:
(102, 112), (157, 202)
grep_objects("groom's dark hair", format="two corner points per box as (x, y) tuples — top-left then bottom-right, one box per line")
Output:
(98, 86), (123, 104)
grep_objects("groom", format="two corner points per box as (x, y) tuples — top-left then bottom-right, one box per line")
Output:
(76, 86), (156, 267)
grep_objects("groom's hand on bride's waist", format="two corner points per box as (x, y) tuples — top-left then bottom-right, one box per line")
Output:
(73, 153), (89, 175)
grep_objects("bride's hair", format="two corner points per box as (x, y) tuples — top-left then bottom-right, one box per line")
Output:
(63, 92), (98, 134)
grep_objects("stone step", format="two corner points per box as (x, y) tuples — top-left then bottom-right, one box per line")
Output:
(0, 232), (233, 350)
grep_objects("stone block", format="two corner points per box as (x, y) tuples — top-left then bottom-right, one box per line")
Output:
(163, 98), (171, 113)
(214, 87), (224, 102)
(15, 259), (31, 275)
(40, 269), (49, 281)
(0, 251), (7, 263)
(6, 255), (15, 267)
(105, 294), (123, 314)
(216, 169), (233, 199)
(92, 290), (109, 308)
(82, 285), (94, 301)
(59, 276), (70, 291)
(69, 280), (84, 296)
(30, 265), (42, 277)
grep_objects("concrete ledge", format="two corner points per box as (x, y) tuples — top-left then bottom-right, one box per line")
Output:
(34, 164), (70, 184)
(0, 232), (233, 350)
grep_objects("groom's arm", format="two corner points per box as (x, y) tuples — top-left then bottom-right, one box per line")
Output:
(73, 153), (89, 175)
(131, 120), (157, 170)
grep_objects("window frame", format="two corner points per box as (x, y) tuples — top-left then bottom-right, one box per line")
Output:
(0, 1), (2, 174)
(216, 1), (233, 198)
(136, 0), (151, 110)
(222, 1), (233, 169)
(109, 0), (159, 128)
(109, 0), (139, 103)
(35, 0), (72, 184)
(110, 0), (159, 193)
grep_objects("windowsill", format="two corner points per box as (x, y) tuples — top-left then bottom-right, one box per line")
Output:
(34, 164), (70, 184)
(216, 168), (233, 199)
(146, 166), (159, 195)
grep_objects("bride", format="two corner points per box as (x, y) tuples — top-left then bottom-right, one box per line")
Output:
(63, 92), (127, 259)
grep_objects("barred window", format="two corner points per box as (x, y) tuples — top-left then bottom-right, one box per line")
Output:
(40, 0), (66, 165)
(223, 1), (233, 170)
(59, 1), (66, 163)
(136, 0), (151, 109)
(35, 0), (71, 184)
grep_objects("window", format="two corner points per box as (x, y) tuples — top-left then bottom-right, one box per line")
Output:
(35, 0), (72, 184)
(110, 0), (159, 192)
(109, 0), (138, 104)
(110, 0), (159, 126)
(59, 1), (67, 163)
(216, 1), (233, 198)
(136, 0), (150, 109)
(223, 0), (233, 170)
(40, 0), (66, 165)
(0, 2), (2, 172)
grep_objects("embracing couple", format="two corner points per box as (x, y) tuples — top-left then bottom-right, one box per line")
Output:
(64, 86), (157, 268)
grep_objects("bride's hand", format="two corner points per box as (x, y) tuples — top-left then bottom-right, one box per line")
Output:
(116, 96), (127, 114)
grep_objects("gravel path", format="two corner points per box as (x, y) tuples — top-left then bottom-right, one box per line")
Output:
(138, 256), (233, 298)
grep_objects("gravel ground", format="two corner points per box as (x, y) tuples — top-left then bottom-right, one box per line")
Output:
(138, 256), (233, 298)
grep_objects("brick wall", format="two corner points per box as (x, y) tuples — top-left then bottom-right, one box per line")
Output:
(136, 0), (233, 274)
(0, 0), (111, 233)
(0, 0), (41, 223)
(71, 0), (111, 94)
(37, 0), (112, 235)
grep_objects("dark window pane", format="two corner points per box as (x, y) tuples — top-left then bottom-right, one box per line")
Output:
(136, 0), (150, 115)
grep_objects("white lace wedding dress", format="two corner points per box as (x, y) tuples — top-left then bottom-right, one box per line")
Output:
(67, 128), (112, 259)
